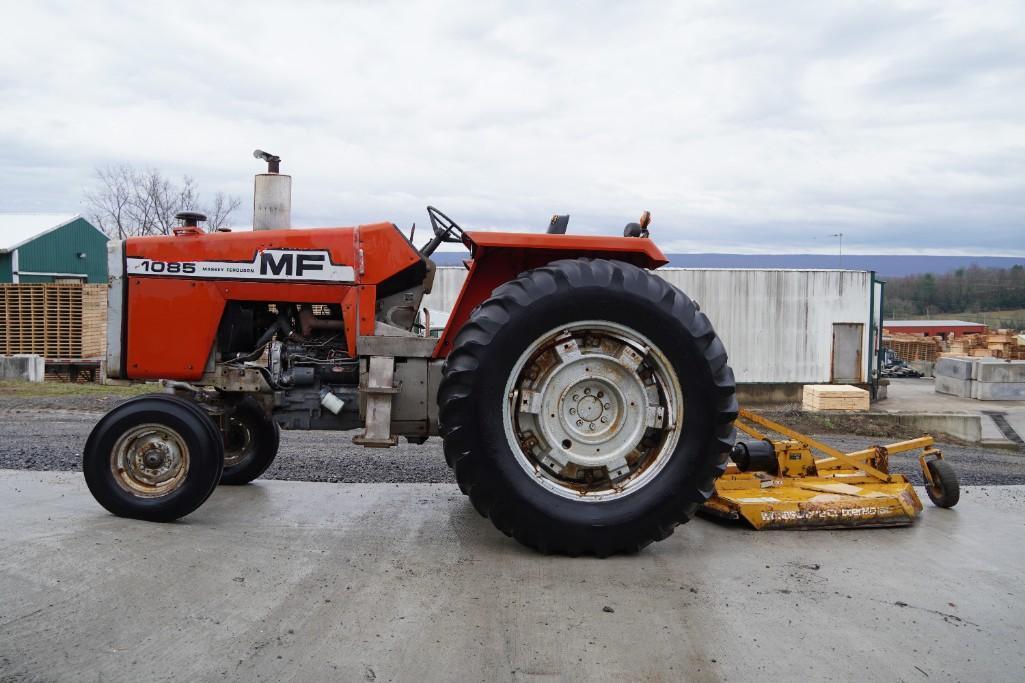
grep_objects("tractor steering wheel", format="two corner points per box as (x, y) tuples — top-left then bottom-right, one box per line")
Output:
(420, 206), (468, 257)
(426, 206), (466, 243)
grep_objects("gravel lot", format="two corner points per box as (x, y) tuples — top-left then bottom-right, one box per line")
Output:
(0, 406), (453, 483)
(1, 389), (1023, 485)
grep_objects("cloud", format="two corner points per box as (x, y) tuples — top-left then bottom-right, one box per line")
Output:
(1, 0), (1023, 254)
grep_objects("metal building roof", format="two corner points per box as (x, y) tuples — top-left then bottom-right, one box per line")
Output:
(0, 213), (81, 253)
(884, 320), (985, 327)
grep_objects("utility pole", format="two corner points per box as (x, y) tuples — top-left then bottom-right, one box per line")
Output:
(831, 232), (844, 268)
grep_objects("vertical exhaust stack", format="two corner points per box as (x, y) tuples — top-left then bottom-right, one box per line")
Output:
(252, 149), (291, 230)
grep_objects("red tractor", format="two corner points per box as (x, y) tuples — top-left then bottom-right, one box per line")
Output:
(85, 154), (737, 556)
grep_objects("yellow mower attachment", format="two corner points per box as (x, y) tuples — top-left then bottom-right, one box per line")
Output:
(702, 409), (959, 530)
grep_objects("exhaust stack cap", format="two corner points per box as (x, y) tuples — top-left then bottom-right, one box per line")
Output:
(253, 149), (280, 174)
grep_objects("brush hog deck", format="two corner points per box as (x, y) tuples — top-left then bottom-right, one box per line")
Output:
(702, 409), (957, 530)
(705, 474), (923, 529)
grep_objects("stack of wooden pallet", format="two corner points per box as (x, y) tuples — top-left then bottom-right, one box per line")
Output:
(80, 285), (106, 358)
(0, 284), (106, 359)
(883, 334), (942, 362)
(802, 384), (870, 412)
(983, 331), (1025, 360)
(943, 331), (1025, 360)
(945, 334), (984, 357)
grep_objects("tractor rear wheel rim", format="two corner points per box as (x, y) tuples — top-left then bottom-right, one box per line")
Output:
(503, 321), (683, 501)
(110, 423), (190, 498)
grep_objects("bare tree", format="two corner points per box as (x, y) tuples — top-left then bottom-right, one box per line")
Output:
(85, 165), (241, 238)
(207, 192), (242, 232)
(84, 165), (135, 239)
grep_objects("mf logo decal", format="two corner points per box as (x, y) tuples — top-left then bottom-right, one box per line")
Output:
(126, 249), (355, 282)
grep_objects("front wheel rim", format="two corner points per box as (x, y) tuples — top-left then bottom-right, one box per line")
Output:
(223, 416), (255, 468)
(110, 423), (190, 497)
(502, 321), (684, 502)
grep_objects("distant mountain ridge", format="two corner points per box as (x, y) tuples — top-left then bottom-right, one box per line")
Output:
(430, 252), (1025, 277)
(659, 254), (1025, 277)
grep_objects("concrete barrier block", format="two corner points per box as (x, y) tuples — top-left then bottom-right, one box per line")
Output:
(0, 354), (45, 382)
(935, 357), (974, 380)
(972, 381), (1025, 401)
(935, 374), (972, 398)
(875, 380), (888, 400)
(974, 360), (1025, 384)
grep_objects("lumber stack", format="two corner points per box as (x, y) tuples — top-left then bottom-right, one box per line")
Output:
(802, 384), (870, 412)
(883, 334), (942, 362)
(80, 285), (107, 358)
(942, 331), (1025, 360)
(0, 284), (107, 360)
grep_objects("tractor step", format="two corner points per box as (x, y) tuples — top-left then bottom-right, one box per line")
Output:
(353, 355), (399, 448)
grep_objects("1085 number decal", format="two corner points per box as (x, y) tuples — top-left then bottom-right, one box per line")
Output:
(136, 260), (196, 274)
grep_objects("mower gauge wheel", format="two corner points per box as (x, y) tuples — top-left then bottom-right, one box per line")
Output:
(924, 459), (960, 508)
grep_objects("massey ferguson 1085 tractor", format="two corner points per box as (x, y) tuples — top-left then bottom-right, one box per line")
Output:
(84, 153), (737, 556)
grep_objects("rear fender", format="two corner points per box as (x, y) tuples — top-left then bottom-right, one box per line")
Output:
(432, 231), (668, 358)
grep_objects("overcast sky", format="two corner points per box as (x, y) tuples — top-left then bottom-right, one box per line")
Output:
(2, 1), (1024, 254)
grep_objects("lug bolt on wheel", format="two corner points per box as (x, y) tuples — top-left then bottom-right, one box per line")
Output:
(600, 416), (609, 423)
(569, 408), (576, 415)
(576, 419), (583, 426)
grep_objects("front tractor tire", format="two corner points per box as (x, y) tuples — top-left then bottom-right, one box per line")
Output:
(83, 394), (225, 522)
(438, 258), (737, 556)
(219, 397), (280, 485)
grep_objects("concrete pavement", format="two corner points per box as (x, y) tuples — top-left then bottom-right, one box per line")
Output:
(1, 470), (1024, 682)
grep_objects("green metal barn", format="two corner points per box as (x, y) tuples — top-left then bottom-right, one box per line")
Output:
(0, 214), (108, 283)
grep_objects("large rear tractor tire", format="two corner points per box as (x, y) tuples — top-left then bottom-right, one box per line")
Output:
(83, 394), (225, 522)
(219, 397), (280, 485)
(438, 258), (737, 556)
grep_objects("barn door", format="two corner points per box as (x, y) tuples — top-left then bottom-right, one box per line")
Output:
(832, 323), (864, 383)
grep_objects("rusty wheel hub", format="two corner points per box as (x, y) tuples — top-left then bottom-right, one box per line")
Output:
(110, 424), (190, 497)
(223, 416), (254, 468)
